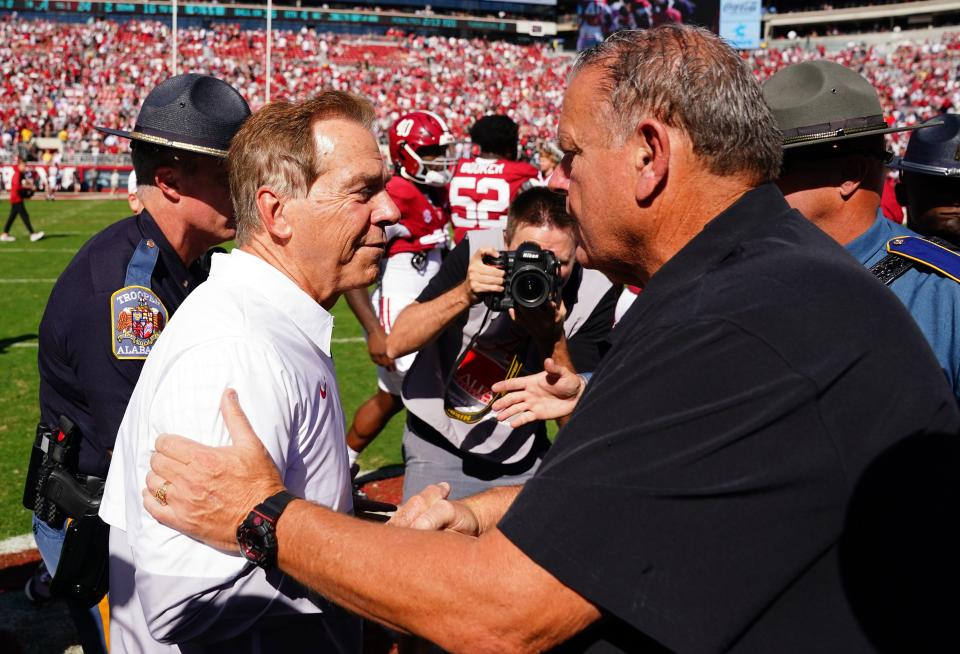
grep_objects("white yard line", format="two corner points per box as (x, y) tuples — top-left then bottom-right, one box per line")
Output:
(0, 533), (36, 555)
(9, 337), (367, 348)
(0, 248), (79, 253)
(0, 231), (91, 236)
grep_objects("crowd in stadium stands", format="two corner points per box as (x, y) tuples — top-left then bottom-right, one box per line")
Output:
(1, 14), (959, 171)
(0, 16), (566, 167)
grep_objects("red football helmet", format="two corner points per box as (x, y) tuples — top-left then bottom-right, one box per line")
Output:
(388, 111), (457, 187)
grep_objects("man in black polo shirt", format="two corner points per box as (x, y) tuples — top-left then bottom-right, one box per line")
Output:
(141, 26), (959, 652)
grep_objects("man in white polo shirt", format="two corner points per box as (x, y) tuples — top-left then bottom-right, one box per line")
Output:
(98, 92), (399, 653)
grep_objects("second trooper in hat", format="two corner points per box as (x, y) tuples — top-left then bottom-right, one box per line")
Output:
(27, 74), (250, 654)
(894, 113), (960, 245)
(765, 60), (960, 401)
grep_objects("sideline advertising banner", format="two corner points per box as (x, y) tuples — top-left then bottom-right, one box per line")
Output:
(719, 0), (762, 50)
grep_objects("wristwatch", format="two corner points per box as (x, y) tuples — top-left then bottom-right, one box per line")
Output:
(236, 490), (298, 569)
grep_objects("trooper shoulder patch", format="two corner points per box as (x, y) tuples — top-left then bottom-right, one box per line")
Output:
(111, 285), (168, 360)
(886, 236), (960, 284)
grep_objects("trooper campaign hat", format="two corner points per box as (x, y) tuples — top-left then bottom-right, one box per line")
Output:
(96, 74), (250, 157)
(892, 113), (960, 177)
(763, 60), (932, 150)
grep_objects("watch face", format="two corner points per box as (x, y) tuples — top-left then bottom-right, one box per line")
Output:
(237, 513), (278, 568)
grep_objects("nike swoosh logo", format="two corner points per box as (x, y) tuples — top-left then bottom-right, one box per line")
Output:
(319, 382), (328, 400)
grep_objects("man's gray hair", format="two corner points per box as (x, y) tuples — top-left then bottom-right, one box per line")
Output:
(573, 24), (782, 184)
(229, 91), (376, 246)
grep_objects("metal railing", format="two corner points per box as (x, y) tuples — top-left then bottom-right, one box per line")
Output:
(0, 151), (132, 166)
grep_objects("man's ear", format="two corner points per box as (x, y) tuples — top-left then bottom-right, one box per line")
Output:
(153, 166), (181, 201)
(255, 187), (293, 240)
(634, 119), (670, 203)
(838, 156), (870, 200)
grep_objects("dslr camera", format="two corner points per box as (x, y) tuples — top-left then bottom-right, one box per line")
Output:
(482, 241), (562, 312)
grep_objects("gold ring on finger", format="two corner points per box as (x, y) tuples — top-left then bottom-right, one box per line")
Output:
(154, 480), (171, 506)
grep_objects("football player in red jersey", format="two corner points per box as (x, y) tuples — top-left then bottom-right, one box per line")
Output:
(449, 114), (539, 244)
(344, 110), (455, 466)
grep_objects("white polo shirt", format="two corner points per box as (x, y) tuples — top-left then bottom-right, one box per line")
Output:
(100, 247), (353, 579)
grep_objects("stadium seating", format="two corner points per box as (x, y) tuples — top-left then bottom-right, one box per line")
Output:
(1, 14), (957, 164)
(0, 16), (568, 161)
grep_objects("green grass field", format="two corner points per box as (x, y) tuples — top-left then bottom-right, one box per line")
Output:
(0, 199), (404, 541)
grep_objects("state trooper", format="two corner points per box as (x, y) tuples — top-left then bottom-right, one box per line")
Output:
(765, 61), (960, 400)
(24, 74), (250, 653)
(893, 113), (960, 246)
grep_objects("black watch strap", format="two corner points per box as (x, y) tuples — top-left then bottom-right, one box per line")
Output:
(237, 490), (299, 569)
(257, 490), (298, 524)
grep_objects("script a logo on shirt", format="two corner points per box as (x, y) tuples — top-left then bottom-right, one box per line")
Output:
(448, 349), (508, 410)
(110, 285), (168, 360)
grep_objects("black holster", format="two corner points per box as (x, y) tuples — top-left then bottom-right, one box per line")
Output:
(50, 514), (110, 607)
(23, 416), (109, 607)
(24, 418), (84, 528)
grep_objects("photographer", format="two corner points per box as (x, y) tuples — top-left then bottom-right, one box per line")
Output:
(386, 187), (617, 500)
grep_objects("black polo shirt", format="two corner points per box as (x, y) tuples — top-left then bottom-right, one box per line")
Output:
(38, 210), (209, 478)
(498, 184), (960, 652)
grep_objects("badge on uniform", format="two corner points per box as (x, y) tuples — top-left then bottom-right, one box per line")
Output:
(111, 285), (167, 359)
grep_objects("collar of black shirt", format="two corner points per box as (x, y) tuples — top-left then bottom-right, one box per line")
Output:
(645, 183), (796, 297)
(610, 183), (800, 337)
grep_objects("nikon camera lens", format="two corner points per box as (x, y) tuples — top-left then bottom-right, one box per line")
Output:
(508, 241), (561, 309)
(512, 268), (551, 308)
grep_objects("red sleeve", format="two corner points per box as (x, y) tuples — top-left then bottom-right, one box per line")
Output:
(387, 176), (414, 217)
(10, 169), (21, 203)
(506, 161), (539, 195)
(386, 176), (447, 255)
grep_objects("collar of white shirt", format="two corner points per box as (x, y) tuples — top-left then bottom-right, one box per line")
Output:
(209, 248), (334, 357)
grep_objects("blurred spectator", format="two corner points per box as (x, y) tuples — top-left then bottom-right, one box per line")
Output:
(537, 141), (563, 182)
(1, 157), (43, 242)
